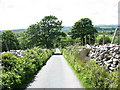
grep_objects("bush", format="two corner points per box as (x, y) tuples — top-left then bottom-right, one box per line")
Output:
(98, 36), (111, 45)
(61, 46), (119, 88)
(2, 53), (18, 70)
(1, 47), (53, 90)
(2, 30), (20, 51)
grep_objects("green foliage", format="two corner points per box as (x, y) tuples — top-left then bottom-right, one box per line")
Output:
(58, 37), (74, 48)
(70, 18), (97, 45)
(0, 40), (2, 52)
(18, 31), (31, 49)
(61, 46), (119, 88)
(115, 36), (120, 44)
(23, 15), (66, 49)
(1, 47), (53, 90)
(2, 30), (20, 51)
(96, 30), (120, 45)
(98, 36), (111, 45)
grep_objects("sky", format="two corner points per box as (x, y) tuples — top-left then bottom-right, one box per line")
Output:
(0, 0), (119, 30)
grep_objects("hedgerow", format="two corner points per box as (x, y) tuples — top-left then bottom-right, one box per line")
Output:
(1, 47), (53, 90)
(61, 46), (119, 88)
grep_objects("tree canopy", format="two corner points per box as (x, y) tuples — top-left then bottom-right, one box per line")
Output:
(70, 18), (97, 45)
(25, 15), (66, 48)
(2, 30), (20, 51)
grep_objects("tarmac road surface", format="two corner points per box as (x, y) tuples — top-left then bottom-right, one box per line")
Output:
(27, 48), (84, 88)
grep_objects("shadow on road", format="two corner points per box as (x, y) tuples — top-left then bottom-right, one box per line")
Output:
(53, 53), (62, 55)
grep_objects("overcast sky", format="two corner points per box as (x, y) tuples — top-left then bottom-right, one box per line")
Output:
(0, 0), (119, 30)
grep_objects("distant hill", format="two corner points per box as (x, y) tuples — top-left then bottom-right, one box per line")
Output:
(0, 29), (27, 35)
(95, 25), (117, 31)
(12, 29), (27, 31)
(11, 29), (27, 35)
(62, 25), (118, 33)
(0, 29), (27, 31)
(95, 24), (117, 27)
(62, 26), (72, 34)
(0, 25), (117, 35)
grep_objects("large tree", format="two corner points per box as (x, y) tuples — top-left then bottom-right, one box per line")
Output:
(70, 18), (97, 45)
(2, 30), (20, 51)
(18, 31), (31, 49)
(26, 15), (66, 48)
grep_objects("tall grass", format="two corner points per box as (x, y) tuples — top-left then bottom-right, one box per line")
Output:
(61, 46), (119, 88)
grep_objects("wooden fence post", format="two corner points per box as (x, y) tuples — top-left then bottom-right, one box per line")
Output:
(103, 31), (105, 45)
(111, 27), (118, 44)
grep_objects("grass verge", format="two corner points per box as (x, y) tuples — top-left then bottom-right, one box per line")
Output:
(60, 46), (119, 88)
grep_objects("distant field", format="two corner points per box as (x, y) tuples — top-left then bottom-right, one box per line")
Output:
(0, 29), (26, 36)
(61, 25), (117, 34)
(0, 25), (117, 35)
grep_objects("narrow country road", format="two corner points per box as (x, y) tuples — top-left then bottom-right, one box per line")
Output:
(26, 48), (84, 88)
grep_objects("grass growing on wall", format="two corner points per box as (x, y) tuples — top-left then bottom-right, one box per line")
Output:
(1, 47), (53, 90)
(61, 46), (119, 88)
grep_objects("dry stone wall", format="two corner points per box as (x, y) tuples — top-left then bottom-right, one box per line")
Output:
(2, 50), (25, 58)
(88, 44), (120, 71)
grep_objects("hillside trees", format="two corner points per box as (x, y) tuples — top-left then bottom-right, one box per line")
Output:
(25, 15), (66, 48)
(18, 31), (31, 49)
(2, 30), (20, 51)
(70, 18), (97, 45)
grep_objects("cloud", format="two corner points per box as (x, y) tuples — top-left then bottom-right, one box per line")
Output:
(0, 0), (119, 30)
